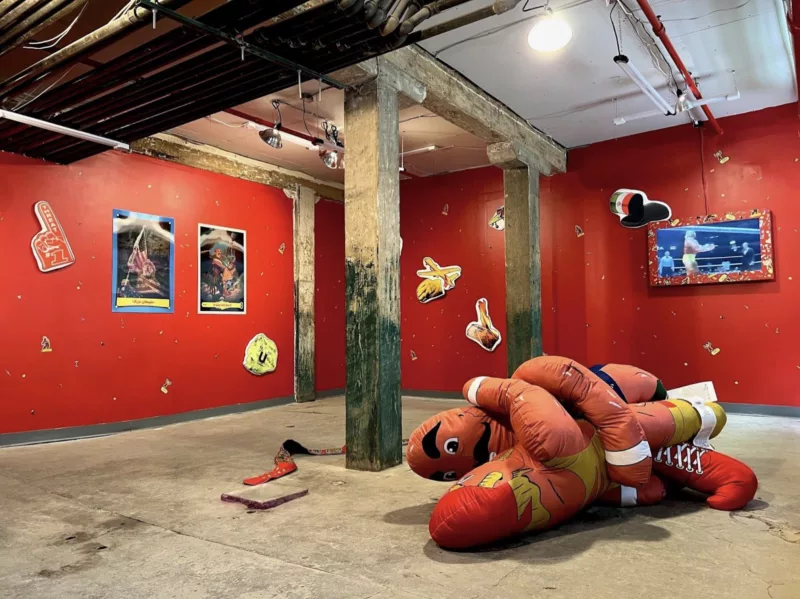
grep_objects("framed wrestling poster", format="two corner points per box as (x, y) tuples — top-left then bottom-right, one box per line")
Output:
(647, 209), (774, 287)
(112, 209), (175, 313)
(198, 224), (246, 314)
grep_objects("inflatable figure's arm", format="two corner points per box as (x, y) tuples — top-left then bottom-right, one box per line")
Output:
(512, 356), (651, 488)
(462, 376), (588, 462)
(596, 475), (666, 507)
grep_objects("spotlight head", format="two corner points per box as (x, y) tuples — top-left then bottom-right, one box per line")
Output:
(259, 126), (282, 149)
(319, 148), (339, 169)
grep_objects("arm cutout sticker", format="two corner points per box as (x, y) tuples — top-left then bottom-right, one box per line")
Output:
(465, 298), (502, 352)
(31, 201), (75, 272)
(244, 333), (278, 375)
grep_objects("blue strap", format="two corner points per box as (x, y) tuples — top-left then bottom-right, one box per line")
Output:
(590, 364), (627, 403)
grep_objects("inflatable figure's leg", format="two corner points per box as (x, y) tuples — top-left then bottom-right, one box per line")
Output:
(653, 445), (757, 510)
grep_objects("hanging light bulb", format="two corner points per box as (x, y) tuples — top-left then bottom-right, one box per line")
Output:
(528, 7), (572, 53)
(258, 126), (283, 149)
(319, 147), (339, 169)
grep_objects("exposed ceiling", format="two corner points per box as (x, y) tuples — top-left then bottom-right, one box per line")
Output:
(1, 0), (797, 177)
(169, 0), (798, 179)
(169, 86), (489, 182)
(418, 0), (796, 148)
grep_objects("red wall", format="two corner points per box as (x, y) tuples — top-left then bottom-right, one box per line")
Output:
(0, 151), (295, 435)
(400, 168), (508, 391)
(399, 104), (799, 406)
(315, 197), (346, 392)
(540, 104), (799, 407)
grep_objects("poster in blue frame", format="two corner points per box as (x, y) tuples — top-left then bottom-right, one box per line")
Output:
(111, 209), (175, 313)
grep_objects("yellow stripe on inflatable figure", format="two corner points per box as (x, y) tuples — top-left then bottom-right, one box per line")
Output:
(243, 333), (278, 375)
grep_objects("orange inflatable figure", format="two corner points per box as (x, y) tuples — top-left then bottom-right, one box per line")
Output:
(406, 356), (757, 550)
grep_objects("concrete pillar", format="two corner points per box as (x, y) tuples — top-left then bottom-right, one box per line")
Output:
(488, 142), (543, 376)
(343, 78), (402, 471)
(293, 185), (316, 403)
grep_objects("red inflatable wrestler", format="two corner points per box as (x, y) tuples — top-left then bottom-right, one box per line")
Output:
(406, 356), (757, 550)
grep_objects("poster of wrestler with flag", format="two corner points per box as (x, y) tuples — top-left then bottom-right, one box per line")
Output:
(111, 209), (175, 313)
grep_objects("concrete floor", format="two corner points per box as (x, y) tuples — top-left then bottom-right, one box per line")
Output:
(0, 397), (798, 599)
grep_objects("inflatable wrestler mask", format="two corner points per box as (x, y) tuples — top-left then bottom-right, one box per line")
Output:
(406, 406), (513, 481)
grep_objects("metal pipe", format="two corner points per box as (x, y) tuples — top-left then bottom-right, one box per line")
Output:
(634, 0), (723, 135)
(0, 0), (84, 57)
(134, 0), (345, 89)
(25, 57), (289, 155)
(367, 0), (394, 28)
(0, 0), (49, 33)
(0, 0), (194, 99)
(0, 1), (30, 21)
(6, 48), (250, 150)
(381, 0), (410, 35)
(0, 1), (325, 142)
(0, 0), (280, 123)
(408, 0), (510, 40)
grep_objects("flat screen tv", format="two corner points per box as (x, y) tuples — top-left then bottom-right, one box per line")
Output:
(647, 209), (774, 287)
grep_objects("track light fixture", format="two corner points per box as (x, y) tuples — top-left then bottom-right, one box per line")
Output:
(258, 125), (283, 149)
(319, 147), (340, 169)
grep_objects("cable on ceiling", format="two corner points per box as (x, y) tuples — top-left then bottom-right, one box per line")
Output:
(24, 0), (92, 51)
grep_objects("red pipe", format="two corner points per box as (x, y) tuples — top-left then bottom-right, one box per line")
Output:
(224, 108), (319, 145)
(634, 0), (723, 135)
(788, 0), (800, 116)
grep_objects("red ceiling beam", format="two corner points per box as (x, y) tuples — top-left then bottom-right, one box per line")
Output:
(634, 0), (723, 135)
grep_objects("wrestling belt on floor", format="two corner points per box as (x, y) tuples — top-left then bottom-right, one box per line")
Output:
(406, 356), (758, 550)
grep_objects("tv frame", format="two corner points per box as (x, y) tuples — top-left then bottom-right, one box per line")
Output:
(647, 209), (775, 287)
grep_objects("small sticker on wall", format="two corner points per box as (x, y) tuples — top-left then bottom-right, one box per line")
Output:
(40, 336), (52, 353)
(442, 204), (449, 216)
(713, 150), (730, 164)
(465, 298), (502, 352)
(703, 341), (721, 356)
(575, 225), (584, 238)
(161, 378), (172, 394)
(243, 333), (278, 375)
(31, 201), (76, 273)
(410, 350), (418, 361)
(489, 206), (505, 231)
(416, 257), (462, 304)
(278, 243), (286, 255)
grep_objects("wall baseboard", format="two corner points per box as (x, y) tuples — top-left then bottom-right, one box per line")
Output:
(3, 394), (794, 449)
(0, 395), (296, 448)
(719, 402), (799, 418)
(401, 389), (462, 400)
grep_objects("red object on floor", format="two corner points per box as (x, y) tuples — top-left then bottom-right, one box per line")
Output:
(242, 461), (298, 486)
